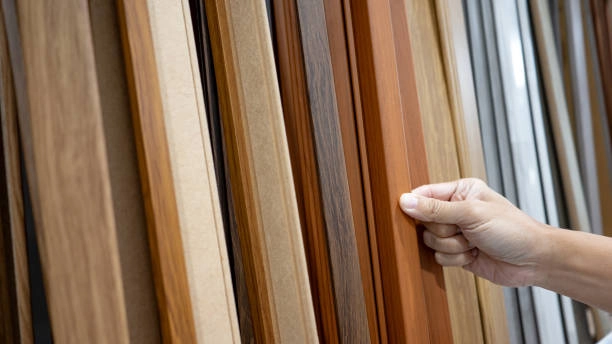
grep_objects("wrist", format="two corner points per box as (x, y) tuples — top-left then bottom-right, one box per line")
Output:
(530, 223), (559, 287)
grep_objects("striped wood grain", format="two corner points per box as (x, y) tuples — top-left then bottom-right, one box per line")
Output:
(0, 7), (32, 342)
(294, 1), (371, 342)
(2, 0), (130, 341)
(271, 0), (340, 341)
(322, 0), (381, 341)
(117, 0), (198, 341)
(205, 0), (318, 341)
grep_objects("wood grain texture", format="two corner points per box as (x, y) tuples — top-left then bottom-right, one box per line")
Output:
(271, 0), (340, 341)
(145, 0), (242, 342)
(2, 0), (130, 342)
(436, 2), (511, 343)
(88, 1), (162, 342)
(189, 1), (255, 342)
(294, 1), (371, 343)
(347, 0), (452, 342)
(584, 0), (612, 239)
(0, 7), (32, 342)
(205, 0), (318, 342)
(116, 1), (197, 342)
(321, 0), (381, 341)
(340, 0), (388, 341)
(403, 1), (484, 343)
(592, 0), (612, 139)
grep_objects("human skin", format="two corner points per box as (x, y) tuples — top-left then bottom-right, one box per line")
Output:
(399, 178), (612, 312)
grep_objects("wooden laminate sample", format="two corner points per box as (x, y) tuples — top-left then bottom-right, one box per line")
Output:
(271, 0), (340, 341)
(294, 1), (371, 343)
(116, 1), (197, 342)
(145, 0), (241, 342)
(0, 7), (32, 343)
(206, 0), (318, 342)
(435, 2), (511, 343)
(189, 0), (255, 341)
(1, 0), (130, 342)
(321, 0), (381, 341)
(584, 0), (612, 239)
(347, 0), (453, 342)
(592, 0), (612, 138)
(403, 1), (484, 343)
(338, 0), (388, 341)
(88, 1), (162, 342)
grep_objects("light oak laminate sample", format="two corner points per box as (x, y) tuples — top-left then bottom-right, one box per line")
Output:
(145, 0), (241, 342)
(2, 0), (130, 341)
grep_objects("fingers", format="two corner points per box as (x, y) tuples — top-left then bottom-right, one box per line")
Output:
(411, 181), (460, 201)
(423, 231), (472, 254)
(399, 192), (468, 224)
(434, 250), (478, 267)
(424, 223), (459, 238)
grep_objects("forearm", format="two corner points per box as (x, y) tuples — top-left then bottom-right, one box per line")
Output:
(535, 225), (612, 312)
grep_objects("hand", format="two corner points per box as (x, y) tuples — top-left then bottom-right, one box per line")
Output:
(399, 178), (547, 287)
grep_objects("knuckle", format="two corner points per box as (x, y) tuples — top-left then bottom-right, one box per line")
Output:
(428, 199), (443, 220)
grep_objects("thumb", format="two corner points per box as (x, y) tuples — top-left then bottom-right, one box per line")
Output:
(399, 193), (466, 224)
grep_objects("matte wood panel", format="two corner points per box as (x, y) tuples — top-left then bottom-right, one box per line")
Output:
(88, 1), (162, 342)
(145, 0), (241, 342)
(205, 0), (318, 342)
(584, 0), (612, 239)
(338, 0), (388, 340)
(347, 0), (453, 342)
(271, 0), (340, 341)
(294, 1), (371, 343)
(403, 1), (484, 343)
(189, 1), (255, 342)
(1, 0), (130, 342)
(0, 8), (32, 342)
(321, 0), (381, 341)
(116, 1), (197, 342)
(434, 2), (511, 343)
(592, 0), (612, 138)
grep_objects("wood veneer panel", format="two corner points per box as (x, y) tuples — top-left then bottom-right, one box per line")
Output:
(435, 3), (510, 343)
(145, 0), (241, 342)
(347, 0), (452, 342)
(321, 0), (380, 341)
(1, 0), (130, 341)
(592, 0), (612, 138)
(205, 0), (318, 342)
(339, 0), (388, 341)
(88, 1), (161, 342)
(403, 1), (484, 343)
(189, 1), (255, 341)
(116, 1), (197, 342)
(294, 1), (371, 343)
(584, 0), (612, 239)
(271, 0), (339, 341)
(0, 8), (31, 342)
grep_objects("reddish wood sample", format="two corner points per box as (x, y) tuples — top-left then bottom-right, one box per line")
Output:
(346, 0), (453, 342)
